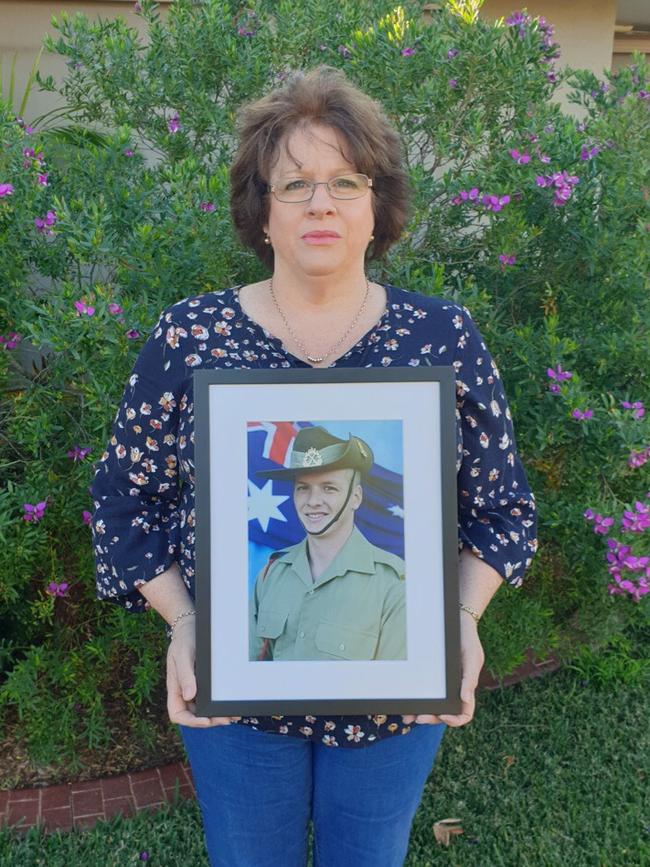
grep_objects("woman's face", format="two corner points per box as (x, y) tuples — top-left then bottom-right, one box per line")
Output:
(263, 123), (375, 280)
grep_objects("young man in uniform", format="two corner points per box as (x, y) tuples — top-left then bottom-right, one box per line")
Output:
(249, 426), (406, 661)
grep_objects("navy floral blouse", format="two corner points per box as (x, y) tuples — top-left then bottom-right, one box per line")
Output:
(91, 284), (537, 748)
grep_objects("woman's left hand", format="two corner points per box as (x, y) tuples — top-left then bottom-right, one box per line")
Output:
(402, 614), (485, 728)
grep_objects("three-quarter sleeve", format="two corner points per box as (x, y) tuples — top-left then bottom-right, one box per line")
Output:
(91, 310), (186, 611)
(452, 305), (538, 588)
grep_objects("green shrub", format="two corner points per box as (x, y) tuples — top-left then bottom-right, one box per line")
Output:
(0, 0), (648, 768)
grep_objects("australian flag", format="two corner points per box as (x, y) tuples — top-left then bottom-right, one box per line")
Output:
(246, 421), (405, 591)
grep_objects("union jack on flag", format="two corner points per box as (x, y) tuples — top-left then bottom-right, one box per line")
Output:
(246, 421), (405, 590)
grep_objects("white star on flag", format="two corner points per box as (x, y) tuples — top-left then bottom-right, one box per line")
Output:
(387, 504), (405, 519)
(247, 479), (289, 532)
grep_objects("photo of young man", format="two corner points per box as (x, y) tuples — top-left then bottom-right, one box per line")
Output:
(249, 425), (406, 662)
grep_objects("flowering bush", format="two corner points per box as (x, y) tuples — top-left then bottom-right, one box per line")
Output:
(0, 0), (648, 766)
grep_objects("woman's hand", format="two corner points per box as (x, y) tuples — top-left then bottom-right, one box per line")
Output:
(402, 613), (485, 728)
(166, 617), (241, 728)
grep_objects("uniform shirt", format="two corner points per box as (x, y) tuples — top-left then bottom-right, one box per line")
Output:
(250, 526), (406, 662)
(91, 283), (538, 748)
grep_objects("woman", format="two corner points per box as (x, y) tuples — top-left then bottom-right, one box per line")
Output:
(92, 65), (537, 867)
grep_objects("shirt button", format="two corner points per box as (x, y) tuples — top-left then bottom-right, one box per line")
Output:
(308, 590), (314, 595)
(299, 631), (305, 639)
(339, 643), (345, 651)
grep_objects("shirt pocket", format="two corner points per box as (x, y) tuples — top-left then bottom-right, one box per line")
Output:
(255, 609), (288, 639)
(314, 620), (379, 660)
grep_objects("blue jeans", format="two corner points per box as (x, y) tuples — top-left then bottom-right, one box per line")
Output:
(180, 721), (447, 867)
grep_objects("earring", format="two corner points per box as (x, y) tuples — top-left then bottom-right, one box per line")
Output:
(264, 234), (271, 245)
(369, 234), (375, 241)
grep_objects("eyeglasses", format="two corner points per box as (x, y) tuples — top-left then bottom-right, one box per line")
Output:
(267, 173), (373, 203)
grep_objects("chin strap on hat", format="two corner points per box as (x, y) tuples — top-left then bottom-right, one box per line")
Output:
(305, 473), (357, 536)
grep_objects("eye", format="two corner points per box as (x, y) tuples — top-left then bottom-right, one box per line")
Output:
(331, 175), (360, 190)
(283, 179), (309, 191)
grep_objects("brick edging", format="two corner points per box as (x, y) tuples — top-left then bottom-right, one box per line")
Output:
(0, 762), (195, 833)
(0, 651), (561, 833)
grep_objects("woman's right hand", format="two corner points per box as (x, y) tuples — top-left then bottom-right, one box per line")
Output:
(166, 617), (241, 728)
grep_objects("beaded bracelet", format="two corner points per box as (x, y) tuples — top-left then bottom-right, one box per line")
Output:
(168, 609), (196, 639)
(459, 603), (481, 624)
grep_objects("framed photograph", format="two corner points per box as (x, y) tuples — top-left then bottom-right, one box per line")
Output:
(194, 368), (462, 717)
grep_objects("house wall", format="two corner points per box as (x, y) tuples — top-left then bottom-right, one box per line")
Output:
(480, 0), (617, 77)
(0, 1), (162, 122)
(0, 0), (635, 125)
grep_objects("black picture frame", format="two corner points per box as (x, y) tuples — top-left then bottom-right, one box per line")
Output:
(194, 367), (462, 717)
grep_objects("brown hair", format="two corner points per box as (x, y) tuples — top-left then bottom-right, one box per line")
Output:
(229, 65), (411, 270)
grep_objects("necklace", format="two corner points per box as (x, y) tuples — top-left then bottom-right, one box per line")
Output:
(268, 276), (371, 365)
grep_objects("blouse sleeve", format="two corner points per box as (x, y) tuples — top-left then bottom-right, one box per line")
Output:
(452, 305), (538, 588)
(91, 308), (186, 611)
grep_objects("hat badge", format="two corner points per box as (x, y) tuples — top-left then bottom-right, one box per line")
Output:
(301, 447), (323, 467)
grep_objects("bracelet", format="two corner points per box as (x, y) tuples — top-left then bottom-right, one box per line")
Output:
(459, 603), (481, 624)
(168, 609), (196, 638)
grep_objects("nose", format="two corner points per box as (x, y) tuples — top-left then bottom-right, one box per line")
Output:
(307, 183), (337, 213)
(305, 487), (324, 507)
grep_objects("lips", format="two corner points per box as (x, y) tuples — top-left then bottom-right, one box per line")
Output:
(302, 232), (341, 247)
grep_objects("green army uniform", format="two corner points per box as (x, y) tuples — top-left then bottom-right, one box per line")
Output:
(249, 525), (406, 661)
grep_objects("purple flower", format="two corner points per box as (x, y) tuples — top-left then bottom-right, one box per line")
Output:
(621, 400), (645, 420)
(547, 72), (557, 83)
(46, 581), (69, 597)
(547, 364), (572, 392)
(536, 170), (579, 206)
(0, 183), (14, 197)
(451, 187), (480, 205)
(547, 363), (572, 381)
(74, 300), (95, 317)
(134, 2), (142, 11)
(23, 501), (48, 523)
(580, 144), (600, 161)
(536, 149), (551, 164)
(108, 302), (123, 315)
(628, 447), (650, 469)
(35, 209), (57, 234)
(571, 408), (593, 420)
(509, 148), (532, 165)
(401, 47), (415, 57)
(338, 45), (351, 59)
(199, 201), (216, 212)
(506, 11), (528, 27)
(447, 48), (459, 59)
(481, 194), (511, 213)
(82, 510), (93, 525)
(167, 114), (181, 134)
(498, 254), (517, 266)
(448, 78), (458, 88)
(0, 332), (22, 350)
(621, 501), (650, 533)
(67, 445), (91, 461)
(139, 853), (150, 862)
(126, 329), (141, 339)
(123, 149), (135, 157)
(584, 510), (614, 534)
(37, 173), (48, 186)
